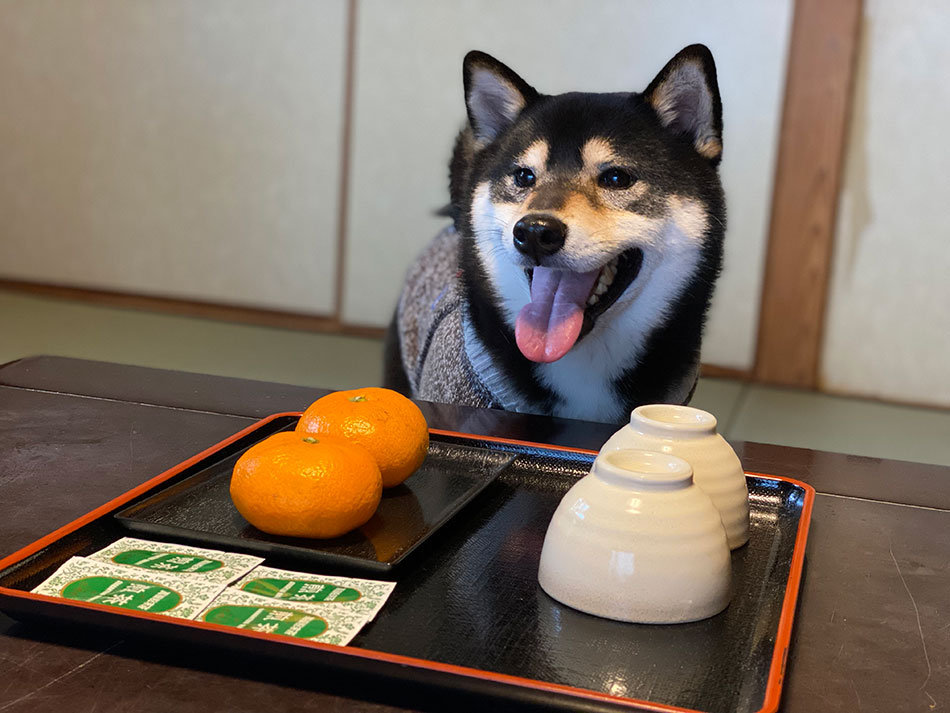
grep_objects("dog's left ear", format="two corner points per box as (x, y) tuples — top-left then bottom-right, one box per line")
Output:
(463, 51), (539, 146)
(644, 44), (723, 164)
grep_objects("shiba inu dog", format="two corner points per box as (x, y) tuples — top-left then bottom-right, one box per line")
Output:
(385, 45), (725, 423)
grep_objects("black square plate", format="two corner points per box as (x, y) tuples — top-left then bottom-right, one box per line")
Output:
(113, 417), (515, 574)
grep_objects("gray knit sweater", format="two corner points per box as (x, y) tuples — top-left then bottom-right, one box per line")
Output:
(395, 226), (502, 411)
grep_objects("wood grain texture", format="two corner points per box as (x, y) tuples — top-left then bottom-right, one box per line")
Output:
(700, 364), (752, 381)
(754, 0), (863, 387)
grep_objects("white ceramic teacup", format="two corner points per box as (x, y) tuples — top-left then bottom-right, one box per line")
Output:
(538, 448), (732, 624)
(601, 404), (750, 549)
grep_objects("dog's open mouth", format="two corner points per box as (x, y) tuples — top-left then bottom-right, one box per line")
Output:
(515, 248), (644, 363)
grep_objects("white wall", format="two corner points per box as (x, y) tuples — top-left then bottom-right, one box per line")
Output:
(821, 0), (950, 407)
(344, 0), (794, 371)
(0, 0), (793, 371)
(0, 0), (345, 314)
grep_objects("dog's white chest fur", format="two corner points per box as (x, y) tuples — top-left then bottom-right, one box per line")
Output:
(535, 347), (627, 421)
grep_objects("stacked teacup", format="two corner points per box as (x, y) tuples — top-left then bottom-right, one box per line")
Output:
(538, 405), (749, 624)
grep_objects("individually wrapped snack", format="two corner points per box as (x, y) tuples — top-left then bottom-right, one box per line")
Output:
(31, 557), (225, 619)
(88, 537), (263, 585)
(232, 565), (396, 620)
(198, 587), (371, 645)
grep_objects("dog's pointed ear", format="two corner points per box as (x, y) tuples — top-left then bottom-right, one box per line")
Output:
(644, 44), (723, 164)
(463, 51), (539, 146)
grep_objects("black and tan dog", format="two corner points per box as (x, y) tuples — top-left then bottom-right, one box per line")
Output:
(385, 45), (725, 423)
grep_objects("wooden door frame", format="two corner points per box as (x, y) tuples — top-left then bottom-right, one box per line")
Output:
(752, 0), (864, 388)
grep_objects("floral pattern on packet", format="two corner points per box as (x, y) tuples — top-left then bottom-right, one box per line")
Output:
(232, 565), (396, 620)
(31, 557), (226, 619)
(198, 587), (372, 646)
(88, 537), (263, 584)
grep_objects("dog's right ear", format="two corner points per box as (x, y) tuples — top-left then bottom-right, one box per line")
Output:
(463, 51), (539, 146)
(643, 44), (723, 164)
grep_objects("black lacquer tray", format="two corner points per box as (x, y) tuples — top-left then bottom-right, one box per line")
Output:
(0, 414), (814, 713)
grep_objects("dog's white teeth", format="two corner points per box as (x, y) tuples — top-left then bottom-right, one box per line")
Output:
(594, 265), (615, 295)
(587, 260), (620, 308)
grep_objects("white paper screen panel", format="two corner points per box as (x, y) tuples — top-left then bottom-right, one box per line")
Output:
(821, 0), (950, 407)
(0, 0), (345, 315)
(343, 0), (793, 370)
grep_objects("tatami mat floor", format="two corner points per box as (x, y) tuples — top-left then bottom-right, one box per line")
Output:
(3, 289), (949, 467)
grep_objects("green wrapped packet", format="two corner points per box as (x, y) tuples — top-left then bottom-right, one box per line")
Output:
(232, 565), (396, 620)
(88, 537), (263, 584)
(31, 557), (226, 619)
(198, 588), (371, 645)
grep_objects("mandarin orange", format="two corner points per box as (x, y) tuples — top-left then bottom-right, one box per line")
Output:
(296, 387), (429, 488)
(229, 431), (382, 539)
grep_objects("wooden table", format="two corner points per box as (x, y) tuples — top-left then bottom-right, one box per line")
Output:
(0, 356), (946, 713)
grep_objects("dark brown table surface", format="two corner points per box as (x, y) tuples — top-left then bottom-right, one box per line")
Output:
(0, 355), (946, 713)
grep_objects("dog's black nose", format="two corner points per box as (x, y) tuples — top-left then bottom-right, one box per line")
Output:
(513, 214), (567, 261)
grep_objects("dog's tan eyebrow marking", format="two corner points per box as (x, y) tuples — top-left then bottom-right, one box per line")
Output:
(515, 140), (549, 169)
(561, 191), (606, 223)
(581, 138), (620, 172)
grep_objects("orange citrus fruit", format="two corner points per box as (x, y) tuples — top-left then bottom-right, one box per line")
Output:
(229, 431), (382, 539)
(296, 387), (429, 488)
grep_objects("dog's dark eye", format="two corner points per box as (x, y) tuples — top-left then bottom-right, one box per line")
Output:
(512, 167), (536, 188)
(598, 168), (636, 190)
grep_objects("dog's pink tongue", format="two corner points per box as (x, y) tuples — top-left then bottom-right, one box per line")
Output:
(515, 267), (599, 363)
